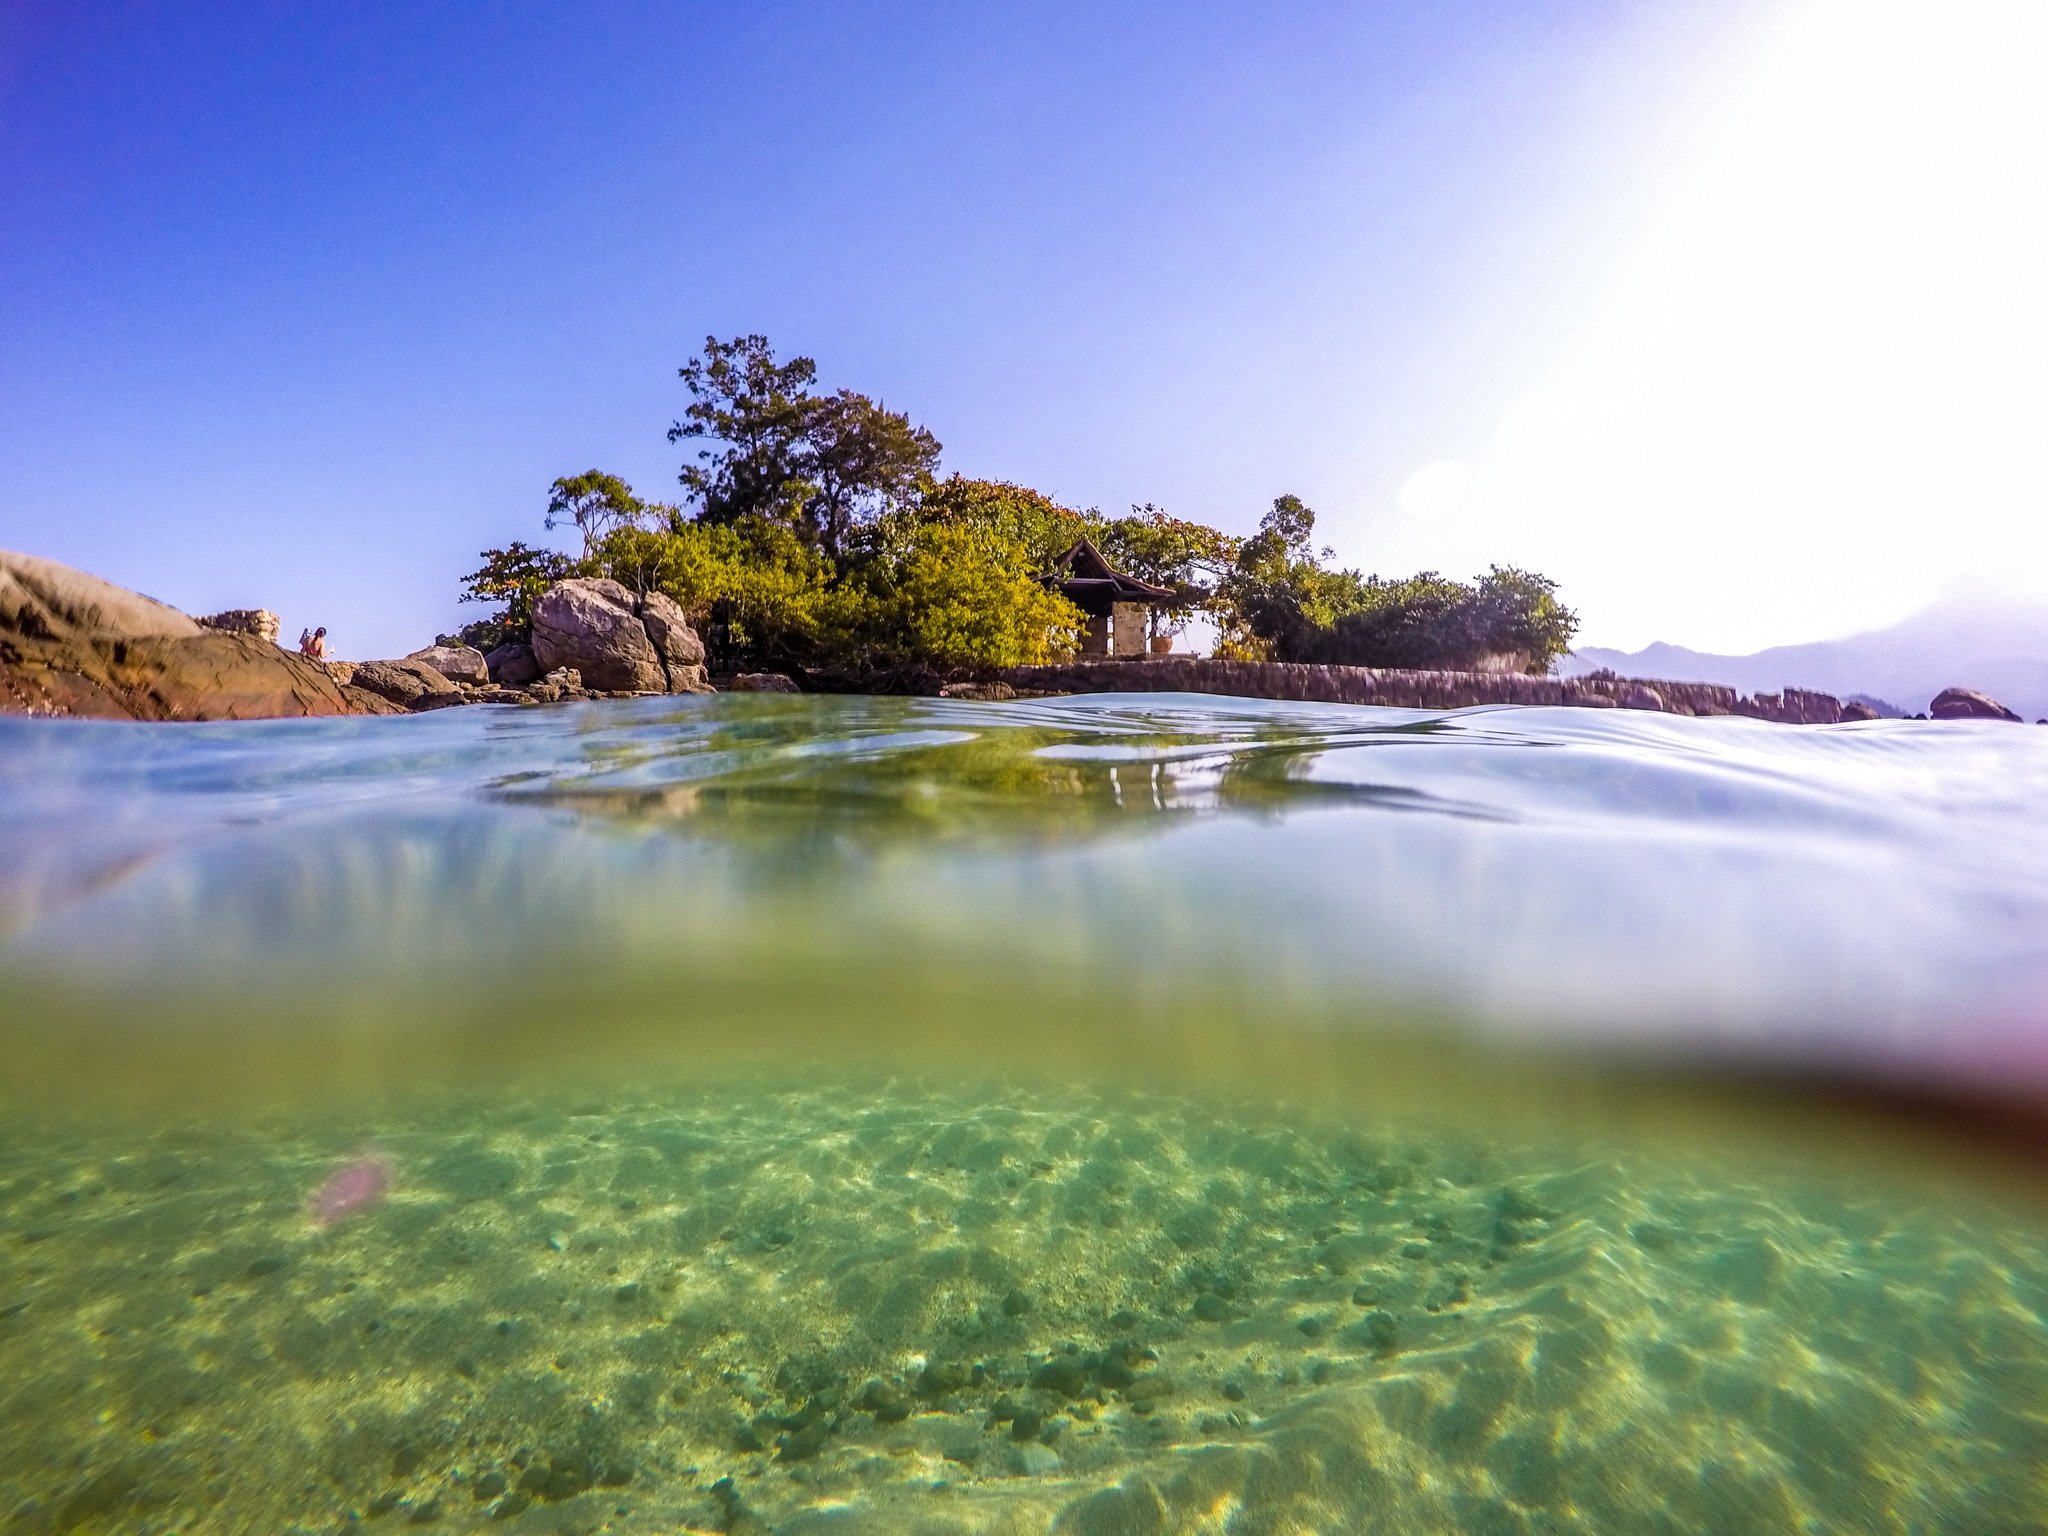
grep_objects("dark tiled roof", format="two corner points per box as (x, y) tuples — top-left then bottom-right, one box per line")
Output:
(1043, 537), (1176, 603)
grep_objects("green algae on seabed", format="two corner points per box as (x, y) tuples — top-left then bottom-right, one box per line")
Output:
(1, 1072), (2043, 1535)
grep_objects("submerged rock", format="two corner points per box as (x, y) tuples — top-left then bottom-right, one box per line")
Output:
(940, 681), (1017, 702)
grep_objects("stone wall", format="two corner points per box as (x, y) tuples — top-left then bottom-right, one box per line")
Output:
(997, 657), (1852, 724)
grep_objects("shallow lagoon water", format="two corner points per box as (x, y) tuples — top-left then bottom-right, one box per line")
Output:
(0, 693), (2045, 1533)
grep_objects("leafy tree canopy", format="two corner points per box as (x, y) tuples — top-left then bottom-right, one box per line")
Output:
(915, 475), (1092, 570)
(592, 515), (835, 662)
(545, 470), (647, 562)
(1210, 496), (1575, 672)
(830, 514), (1082, 673)
(669, 335), (940, 558)
(1093, 504), (1242, 637)
(457, 541), (577, 648)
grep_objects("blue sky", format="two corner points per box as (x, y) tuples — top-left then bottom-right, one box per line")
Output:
(4, 1), (2043, 659)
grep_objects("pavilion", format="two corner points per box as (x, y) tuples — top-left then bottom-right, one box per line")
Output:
(1042, 538), (1177, 657)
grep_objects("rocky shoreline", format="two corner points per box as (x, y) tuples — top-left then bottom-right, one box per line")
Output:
(997, 658), (2032, 724)
(2, 552), (2031, 724)
(0, 557), (721, 722)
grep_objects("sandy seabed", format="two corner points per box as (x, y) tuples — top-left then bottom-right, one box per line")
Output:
(1, 1074), (2043, 1535)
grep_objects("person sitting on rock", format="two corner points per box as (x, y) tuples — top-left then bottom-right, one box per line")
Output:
(298, 626), (328, 660)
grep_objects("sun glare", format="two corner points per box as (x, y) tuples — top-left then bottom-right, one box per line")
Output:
(1419, 0), (2048, 651)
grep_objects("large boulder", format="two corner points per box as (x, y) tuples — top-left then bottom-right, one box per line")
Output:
(1, 551), (204, 643)
(639, 592), (711, 692)
(0, 550), (368, 721)
(348, 659), (458, 710)
(531, 579), (665, 692)
(405, 643), (488, 685)
(529, 579), (713, 694)
(1929, 686), (2021, 722)
(483, 642), (541, 687)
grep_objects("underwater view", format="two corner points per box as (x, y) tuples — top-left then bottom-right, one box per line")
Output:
(2, 693), (2046, 1534)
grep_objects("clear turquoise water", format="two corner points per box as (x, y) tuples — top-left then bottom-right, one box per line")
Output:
(0, 694), (2043, 1533)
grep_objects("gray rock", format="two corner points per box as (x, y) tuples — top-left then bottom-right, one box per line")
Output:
(1839, 700), (1881, 722)
(349, 660), (458, 709)
(1011, 1442), (1060, 1476)
(733, 672), (799, 693)
(529, 579), (713, 693)
(531, 579), (665, 693)
(406, 643), (488, 685)
(483, 642), (541, 687)
(639, 592), (709, 692)
(1930, 686), (2021, 722)
(1620, 684), (1664, 711)
(542, 667), (582, 689)
(407, 690), (471, 712)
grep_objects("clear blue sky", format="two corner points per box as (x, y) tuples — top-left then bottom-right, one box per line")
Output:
(5, 1), (2041, 659)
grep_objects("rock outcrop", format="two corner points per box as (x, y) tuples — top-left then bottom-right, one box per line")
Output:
(530, 579), (712, 694)
(405, 644), (488, 686)
(484, 642), (541, 687)
(532, 579), (665, 692)
(0, 551), (371, 721)
(196, 608), (282, 644)
(347, 659), (460, 710)
(1929, 686), (2021, 722)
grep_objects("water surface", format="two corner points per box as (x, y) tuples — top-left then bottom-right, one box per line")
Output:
(0, 694), (2043, 1532)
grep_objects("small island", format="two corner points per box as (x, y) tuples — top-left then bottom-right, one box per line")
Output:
(0, 337), (2028, 726)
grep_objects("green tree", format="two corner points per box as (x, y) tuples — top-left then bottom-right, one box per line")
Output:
(457, 541), (577, 646)
(832, 515), (1083, 672)
(1093, 504), (1240, 640)
(1213, 494), (1363, 658)
(1459, 566), (1577, 671)
(545, 470), (648, 563)
(669, 335), (942, 558)
(917, 476), (1092, 568)
(594, 515), (836, 664)
(669, 334), (820, 529)
(804, 389), (941, 558)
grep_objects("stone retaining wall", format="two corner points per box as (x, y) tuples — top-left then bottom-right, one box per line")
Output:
(997, 658), (1851, 724)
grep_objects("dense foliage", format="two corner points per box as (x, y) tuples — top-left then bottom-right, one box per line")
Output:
(459, 336), (1576, 679)
(670, 335), (939, 558)
(1214, 497), (1577, 673)
(455, 541), (576, 649)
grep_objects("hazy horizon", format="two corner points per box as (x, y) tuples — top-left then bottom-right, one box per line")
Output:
(5, 0), (2043, 661)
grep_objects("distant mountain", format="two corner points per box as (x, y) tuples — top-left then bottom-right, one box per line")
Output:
(1557, 584), (2048, 721)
